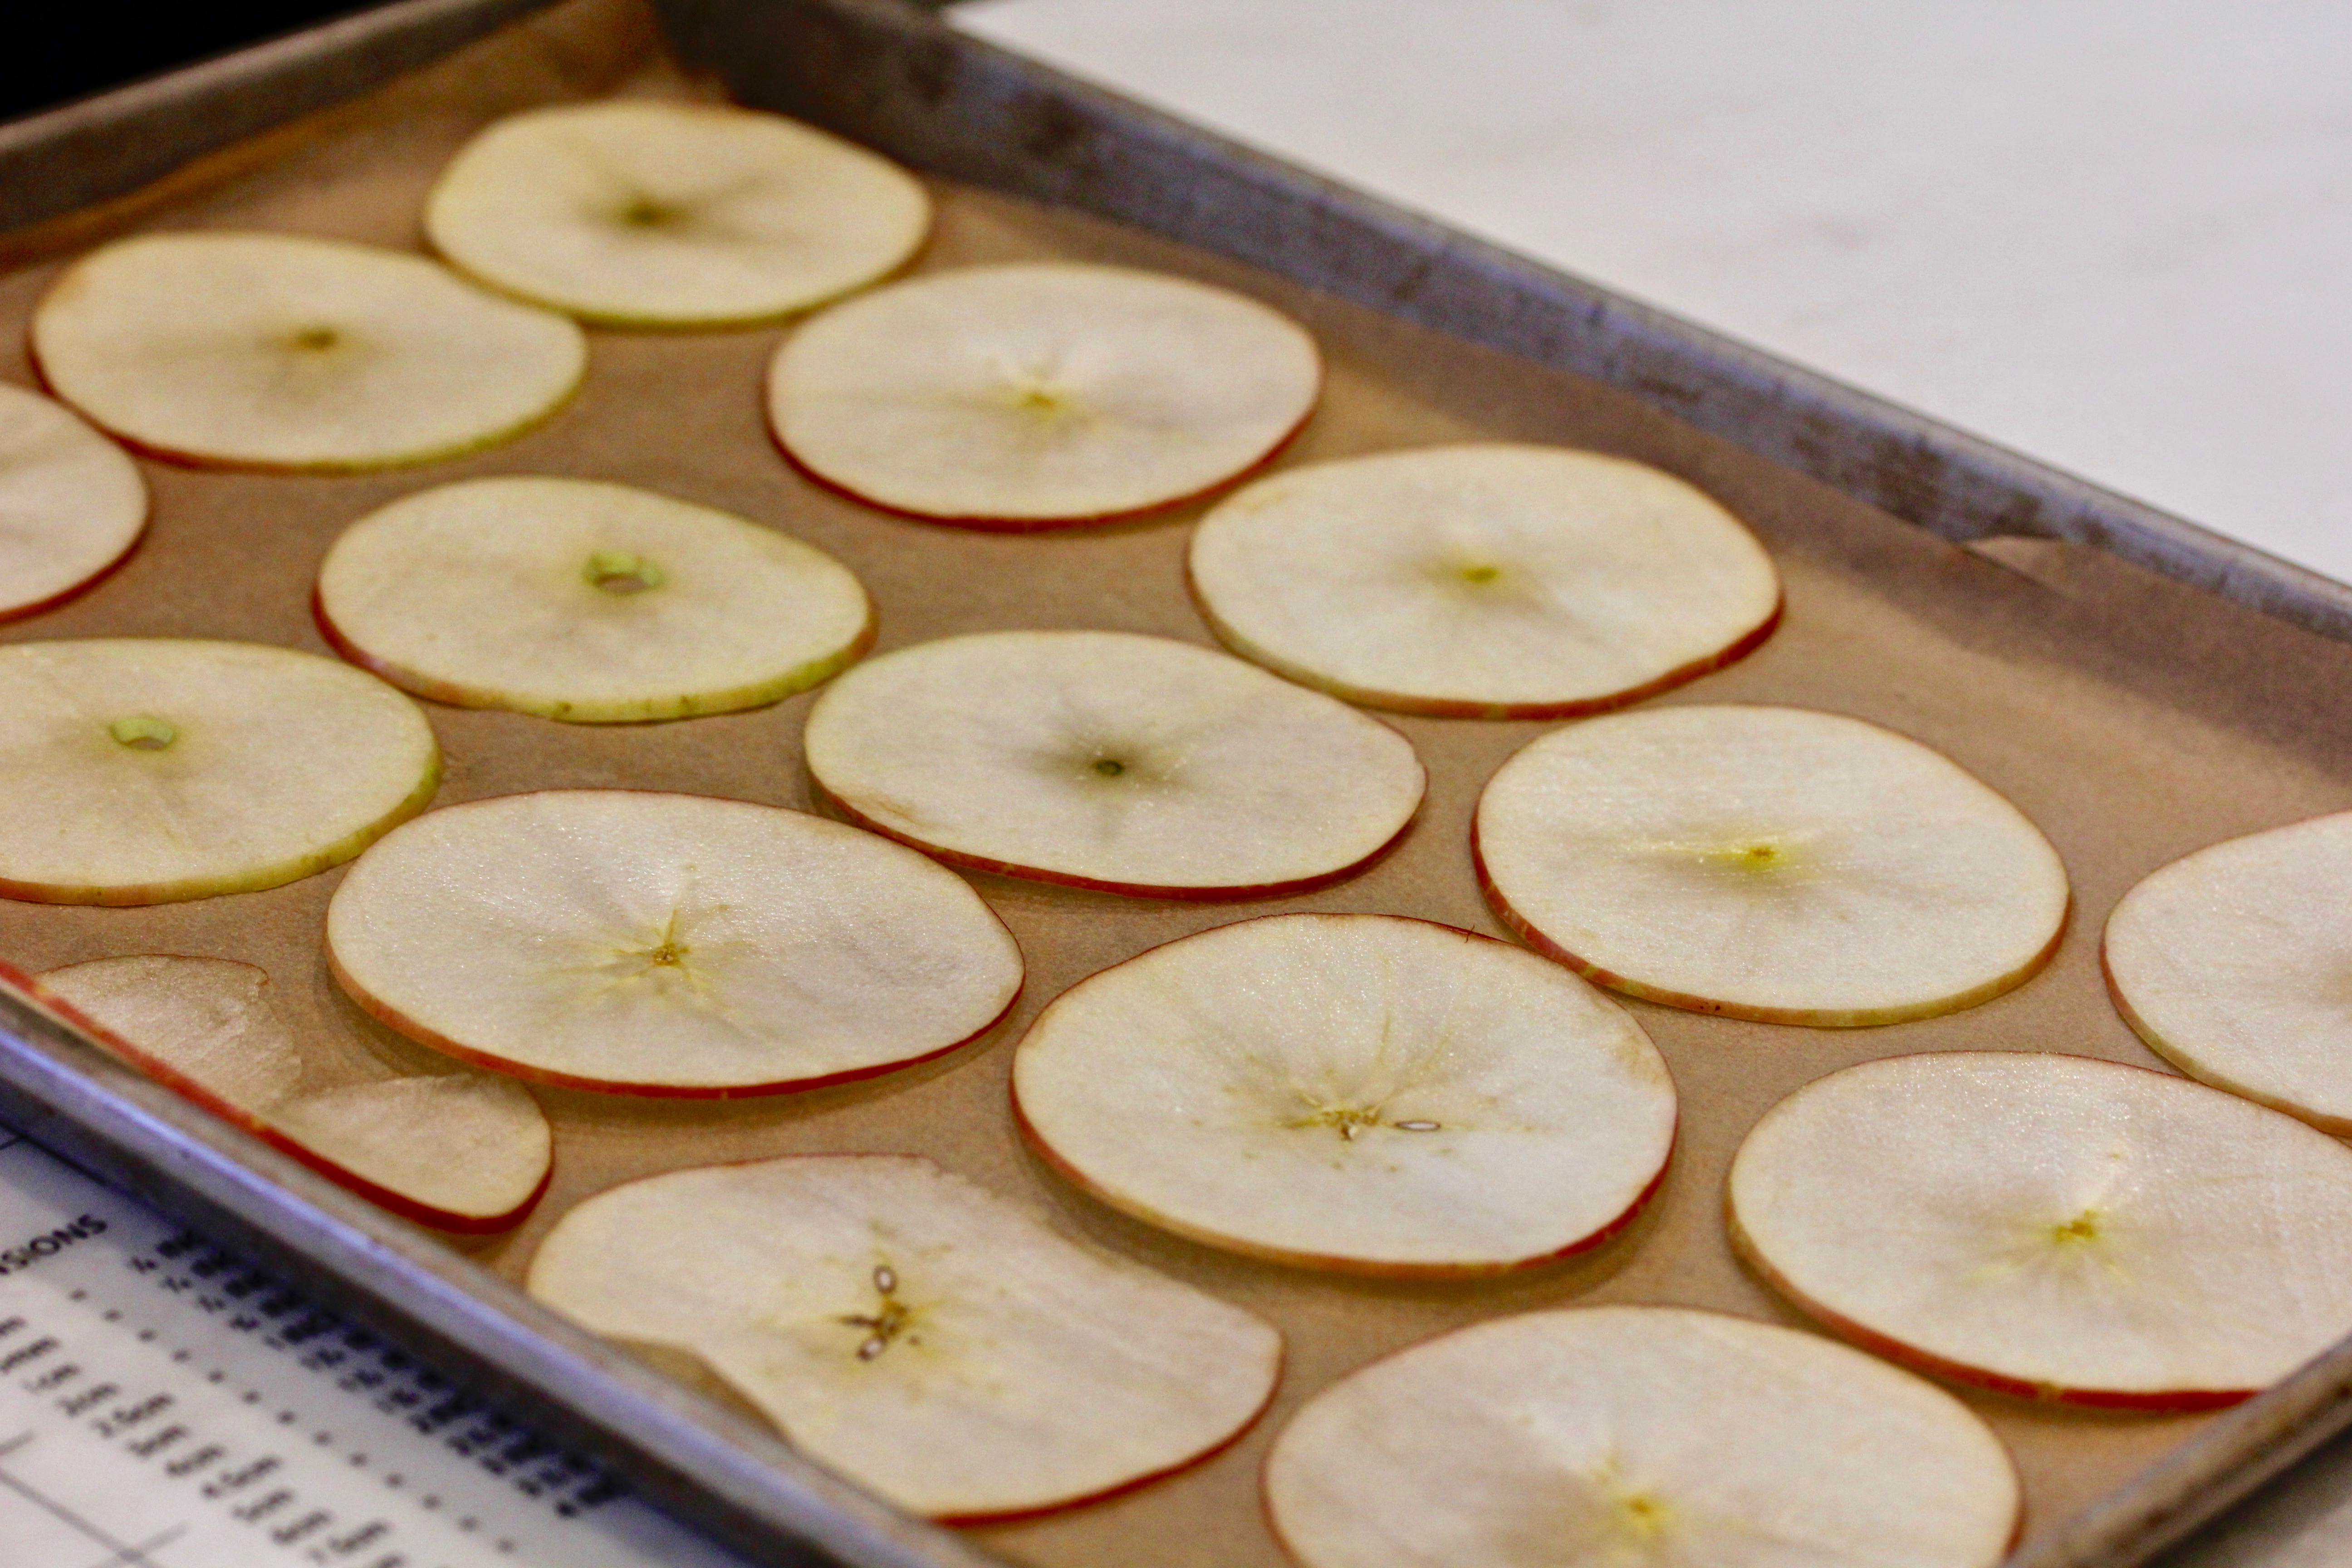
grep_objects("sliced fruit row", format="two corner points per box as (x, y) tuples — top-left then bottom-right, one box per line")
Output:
(20, 87), (2346, 1568)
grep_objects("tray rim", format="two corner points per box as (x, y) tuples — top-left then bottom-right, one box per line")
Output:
(2, 2), (2350, 1567)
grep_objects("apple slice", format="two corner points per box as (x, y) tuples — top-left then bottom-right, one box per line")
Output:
(1475, 705), (2068, 1025)
(1730, 1051), (2352, 1408)
(31, 232), (586, 471)
(39, 956), (549, 1231)
(525, 1153), (1281, 1520)
(424, 100), (932, 328)
(0, 384), (147, 622)
(325, 790), (1023, 1095)
(0, 639), (439, 905)
(803, 631), (1424, 897)
(766, 263), (1321, 527)
(1189, 444), (1782, 717)
(2104, 812), (2352, 1132)
(314, 476), (874, 722)
(1264, 1304), (2019, 1568)
(1013, 913), (1675, 1275)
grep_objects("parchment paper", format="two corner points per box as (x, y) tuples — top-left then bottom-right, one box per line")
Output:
(7, 3), (2352, 1562)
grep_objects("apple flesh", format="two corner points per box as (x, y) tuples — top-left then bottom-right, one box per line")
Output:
(37, 956), (549, 1232)
(803, 630), (1425, 898)
(425, 100), (931, 328)
(314, 475), (874, 722)
(1475, 705), (2069, 1024)
(0, 639), (439, 905)
(766, 262), (1321, 526)
(30, 232), (586, 471)
(2103, 811), (2352, 1132)
(1189, 443), (1782, 717)
(1263, 1304), (2019, 1568)
(1729, 1050), (2352, 1408)
(1013, 913), (1675, 1274)
(0, 384), (147, 622)
(325, 790), (1024, 1095)
(525, 1153), (1282, 1520)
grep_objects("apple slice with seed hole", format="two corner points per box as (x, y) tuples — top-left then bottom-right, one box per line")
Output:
(315, 476), (873, 722)
(2104, 812), (2352, 1132)
(326, 790), (1023, 1095)
(1264, 1304), (2019, 1568)
(1475, 705), (2068, 1025)
(1730, 1051), (2352, 1408)
(1014, 913), (1675, 1275)
(526, 1153), (1281, 1520)
(1189, 444), (1782, 717)
(767, 263), (1321, 527)
(425, 100), (931, 328)
(804, 630), (1424, 898)
(0, 384), (147, 622)
(0, 639), (439, 905)
(39, 956), (549, 1232)
(31, 232), (586, 471)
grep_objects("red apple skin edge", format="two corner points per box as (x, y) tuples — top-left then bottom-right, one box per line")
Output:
(2093, 930), (2352, 1137)
(543, 1151), (1286, 1527)
(936, 1366), (1283, 1528)
(0, 754), (442, 908)
(1185, 568), (1787, 721)
(324, 794), (1027, 1098)
(1723, 1197), (2254, 1414)
(1468, 828), (2071, 1029)
(1253, 1301), (2029, 1568)
(764, 380), (1322, 534)
(27, 342), (584, 477)
(1008, 912), (1678, 1279)
(0, 521), (148, 628)
(0, 958), (548, 1234)
(426, 243), (937, 336)
(326, 943), (1023, 1102)
(311, 585), (882, 719)
(813, 772), (1425, 903)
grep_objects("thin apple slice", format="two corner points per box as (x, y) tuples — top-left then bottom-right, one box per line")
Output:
(1190, 444), (1782, 717)
(1730, 1051), (2352, 1408)
(0, 639), (439, 905)
(1475, 705), (2068, 1025)
(767, 263), (1321, 527)
(325, 790), (1023, 1095)
(803, 631), (1424, 897)
(314, 476), (873, 722)
(39, 956), (549, 1231)
(1264, 1304), (2019, 1568)
(0, 384), (147, 622)
(1014, 913), (1675, 1274)
(526, 1153), (1281, 1520)
(31, 232), (586, 471)
(2104, 812), (2352, 1132)
(424, 101), (931, 328)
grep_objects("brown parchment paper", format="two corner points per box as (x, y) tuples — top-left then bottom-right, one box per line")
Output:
(9, 3), (2352, 1562)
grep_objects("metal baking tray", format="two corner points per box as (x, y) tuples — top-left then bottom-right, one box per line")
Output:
(5, 2), (2352, 1566)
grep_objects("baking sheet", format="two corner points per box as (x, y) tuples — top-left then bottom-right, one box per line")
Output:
(7, 1), (2352, 1563)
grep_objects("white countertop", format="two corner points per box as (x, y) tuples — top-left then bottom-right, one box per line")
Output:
(955, 4), (2352, 1562)
(960, 0), (2352, 585)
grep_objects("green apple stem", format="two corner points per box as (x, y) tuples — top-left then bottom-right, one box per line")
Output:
(108, 715), (178, 750)
(586, 550), (665, 593)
